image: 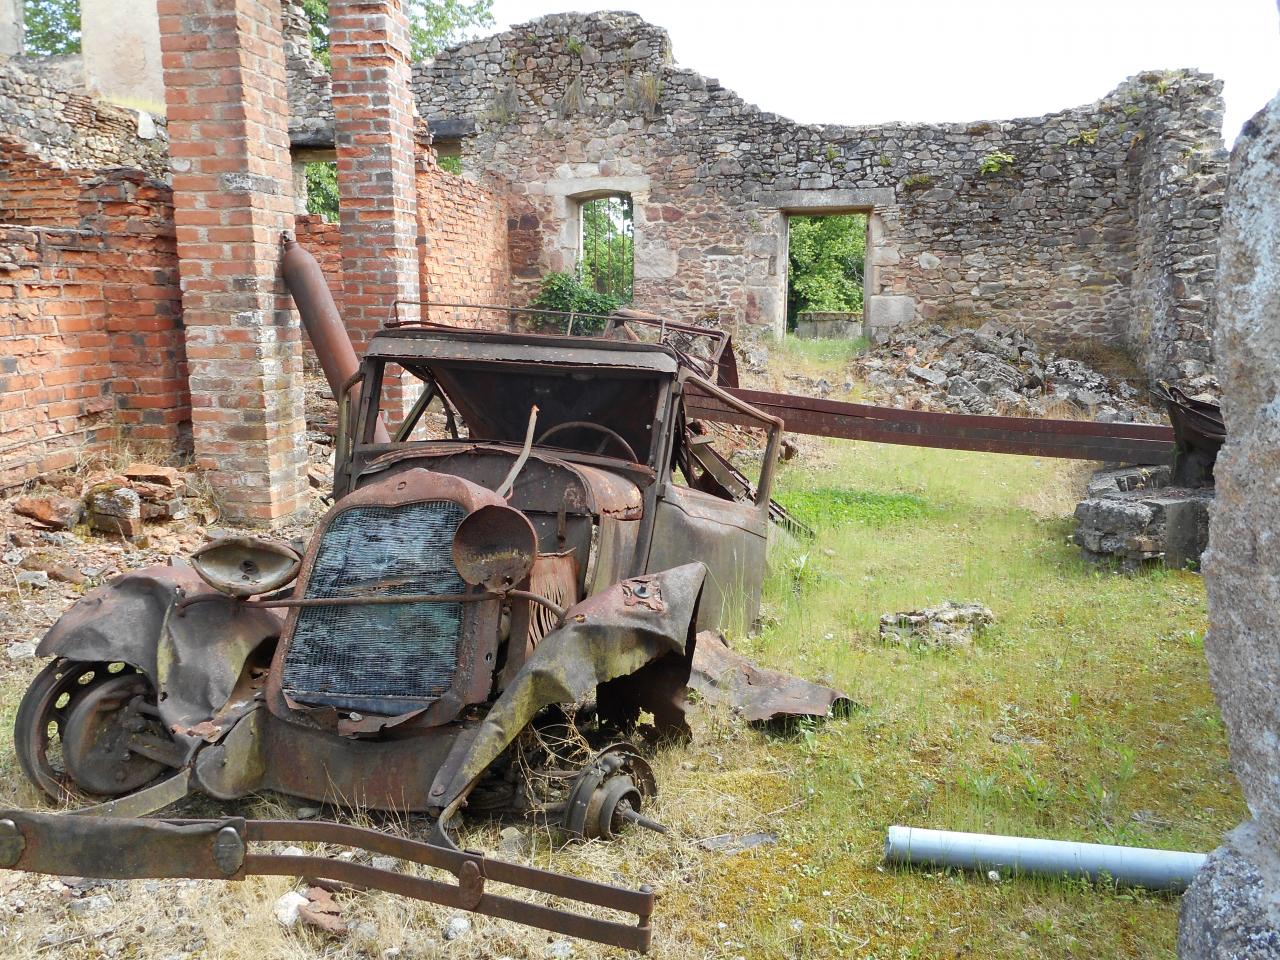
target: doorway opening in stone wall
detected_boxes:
[785,212,868,340]
[578,193,634,303]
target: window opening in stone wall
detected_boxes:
[785,213,867,332]
[435,141,463,174]
[305,160,340,222]
[578,194,634,303]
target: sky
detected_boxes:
[484,0,1279,144]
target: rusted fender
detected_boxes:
[36,565,283,745]
[689,630,851,724]
[433,563,706,807]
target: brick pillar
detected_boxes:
[329,0,421,414]
[158,0,308,524]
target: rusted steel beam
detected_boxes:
[682,387,1176,463]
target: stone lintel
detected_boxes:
[765,187,896,211]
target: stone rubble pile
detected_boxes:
[16,462,196,543]
[879,601,994,651]
[1073,464,1212,571]
[851,322,1192,422]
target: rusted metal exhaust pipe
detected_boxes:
[281,232,389,443]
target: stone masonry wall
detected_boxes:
[1130,75,1227,385]
[0,57,168,176]
[0,169,186,489]
[414,12,1225,383]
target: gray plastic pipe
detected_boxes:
[885,825,1207,892]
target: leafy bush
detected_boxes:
[978,151,1017,176]
[530,272,618,334]
[304,161,340,222]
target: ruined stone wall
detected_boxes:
[1130,75,1227,385]
[416,155,510,316]
[0,58,168,176]
[0,170,186,489]
[414,12,1224,383]
[283,0,335,148]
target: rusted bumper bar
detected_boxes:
[0,812,655,952]
[686,388,1176,463]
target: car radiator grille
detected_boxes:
[282,500,467,713]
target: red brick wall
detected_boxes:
[295,213,344,296]
[292,157,510,338]
[417,154,510,319]
[330,0,422,349]
[0,171,186,489]
[0,140,85,227]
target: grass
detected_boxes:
[768,333,868,381]
[0,441,1239,959]
[704,441,1239,958]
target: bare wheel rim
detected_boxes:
[14,660,135,802]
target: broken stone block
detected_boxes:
[19,554,87,585]
[15,570,50,589]
[123,462,182,487]
[13,495,83,531]
[907,364,948,387]
[879,601,994,650]
[87,485,143,539]
[1073,466,1213,571]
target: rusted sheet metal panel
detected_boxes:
[365,326,679,373]
[689,632,850,723]
[683,388,1177,462]
[432,563,706,807]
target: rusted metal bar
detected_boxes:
[684,388,1176,463]
[0,813,655,952]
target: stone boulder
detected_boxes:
[1179,87,1280,956]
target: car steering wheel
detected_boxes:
[536,421,639,461]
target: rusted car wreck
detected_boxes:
[0,241,824,952]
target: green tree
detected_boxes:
[786,214,867,326]
[579,196,633,303]
[305,161,340,222]
[22,0,81,56]
[302,0,493,67]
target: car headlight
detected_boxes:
[452,504,538,592]
[190,537,302,598]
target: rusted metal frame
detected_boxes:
[393,377,438,443]
[391,300,619,334]
[244,819,651,915]
[687,391,1176,462]
[170,590,556,624]
[392,363,464,441]
[244,853,651,951]
[731,387,1176,441]
[606,313,731,379]
[0,812,653,952]
[364,329,680,372]
[65,769,195,818]
[358,360,387,447]
[335,370,364,494]
[681,375,783,507]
